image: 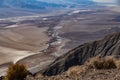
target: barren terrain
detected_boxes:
[0,5,120,76]
[0,20,50,75]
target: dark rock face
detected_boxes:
[41,32,120,76]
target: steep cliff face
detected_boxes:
[41,32,120,76]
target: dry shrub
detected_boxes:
[66,66,86,76]
[84,56,117,70]
[65,56,120,77]
[5,64,29,80]
[94,58,116,69]
[112,55,120,69]
[35,74,44,79]
[114,60,120,69]
[84,56,101,69]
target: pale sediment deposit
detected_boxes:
[0,21,51,76]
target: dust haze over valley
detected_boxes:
[0,0,120,76]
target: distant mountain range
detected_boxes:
[0,0,68,18]
[0,0,118,18]
[0,0,96,18]
[37,0,94,5]
[0,0,66,9]
[0,0,96,10]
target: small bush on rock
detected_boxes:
[5,64,29,80]
[85,56,117,69]
[66,66,86,76]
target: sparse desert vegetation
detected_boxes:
[65,56,120,77]
[84,56,117,69]
[5,64,29,80]
[66,66,86,76]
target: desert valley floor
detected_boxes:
[0,5,120,76]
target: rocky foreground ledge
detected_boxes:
[26,55,120,80]
[26,69,120,80]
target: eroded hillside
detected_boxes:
[41,32,120,76]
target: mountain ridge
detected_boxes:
[0,0,96,10]
[0,0,66,9]
[37,0,95,5]
[40,32,120,76]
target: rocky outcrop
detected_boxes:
[26,68,120,80]
[41,32,120,76]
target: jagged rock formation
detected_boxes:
[41,32,120,76]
